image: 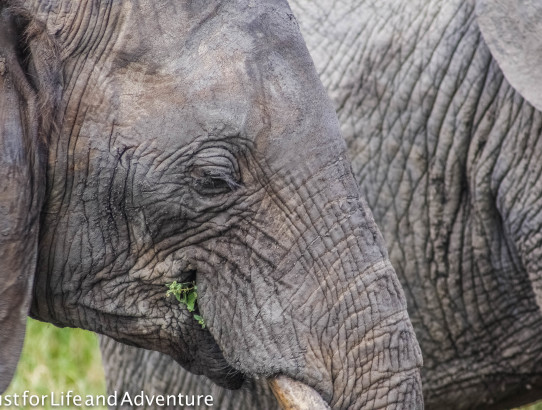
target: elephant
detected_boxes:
[99,0,542,408]
[0,0,424,409]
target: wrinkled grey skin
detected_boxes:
[0,0,423,408]
[101,0,542,408]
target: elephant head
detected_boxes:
[0,1,422,407]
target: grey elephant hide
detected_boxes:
[0,0,422,409]
[101,0,542,408]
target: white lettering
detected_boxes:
[22,391,29,406]
[145,394,155,406]
[95,395,106,406]
[85,395,94,406]
[108,392,118,406]
[167,394,176,406]
[134,391,144,406]
[29,395,40,406]
[0,391,214,407]
[66,390,73,405]
[50,392,60,407]
[121,391,133,406]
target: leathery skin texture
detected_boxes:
[293,0,542,408]
[0,0,422,409]
[102,0,542,409]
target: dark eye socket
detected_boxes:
[193,167,240,195]
[190,147,241,195]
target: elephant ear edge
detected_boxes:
[0,5,59,393]
[476,0,542,112]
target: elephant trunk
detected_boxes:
[293,200,423,408]
[266,229,423,409]
[196,160,423,408]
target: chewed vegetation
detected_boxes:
[166,281,206,328]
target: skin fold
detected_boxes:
[100,0,542,409]
[0,0,422,409]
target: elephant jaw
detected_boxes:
[268,375,331,410]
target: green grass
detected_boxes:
[2,318,106,409]
[518,402,542,410]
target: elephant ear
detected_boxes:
[0,7,49,392]
[476,0,542,112]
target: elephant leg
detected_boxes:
[99,336,280,410]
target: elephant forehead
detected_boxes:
[28,0,306,75]
[112,4,255,74]
[38,0,346,175]
[101,70,254,145]
[61,0,319,149]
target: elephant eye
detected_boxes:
[192,167,240,195]
[190,150,241,195]
[190,146,241,196]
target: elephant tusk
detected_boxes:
[268,375,331,410]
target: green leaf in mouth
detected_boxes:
[166,281,205,328]
[193,314,206,329]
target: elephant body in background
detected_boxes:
[101,0,542,408]
[0,0,423,409]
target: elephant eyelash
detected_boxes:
[192,169,241,194]
[189,148,242,194]
[212,173,241,190]
[202,174,240,190]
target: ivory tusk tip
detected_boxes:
[268,375,331,410]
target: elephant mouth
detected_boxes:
[179,269,330,407]
[268,375,331,410]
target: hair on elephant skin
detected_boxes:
[100,0,542,409]
[0,0,423,409]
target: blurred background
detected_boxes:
[5,318,106,410]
